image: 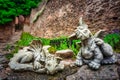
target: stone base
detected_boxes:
[5,64,120,80]
[1,54,120,80]
[67,65,119,80]
[7,66,78,80]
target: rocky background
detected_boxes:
[0,0,120,80]
[30,0,120,38]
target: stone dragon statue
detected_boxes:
[70,17,117,69]
[9,40,64,75]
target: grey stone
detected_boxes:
[7,66,78,80]
[66,65,119,80]
[0,55,8,65]
[55,49,74,59]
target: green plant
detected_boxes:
[11,32,50,54]
[57,40,68,50]
[40,38,50,45]
[5,54,14,60]
[104,33,120,53]
[11,46,19,54]
[70,40,80,56]
[16,32,36,46]
[48,47,57,54]
[0,0,42,25]
[50,36,80,56]
[8,33,81,59]
[5,44,11,51]
[5,45,19,59]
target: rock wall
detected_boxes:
[0,24,15,42]
[30,0,120,38]
[0,15,29,42]
[84,0,120,33]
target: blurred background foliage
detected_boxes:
[5,32,120,59]
[0,0,42,24]
[104,33,120,53]
[15,32,80,56]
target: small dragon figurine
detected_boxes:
[70,17,117,69]
[9,40,64,75]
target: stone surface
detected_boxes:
[66,54,120,80]
[116,54,120,65]
[117,67,120,80]
[66,65,119,80]
[60,59,75,66]
[0,54,9,80]
[18,15,25,24]
[0,69,8,80]
[55,49,74,59]
[0,55,8,64]
[7,66,78,80]
[0,54,120,80]
[30,0,120,38]
[0,25,15,42]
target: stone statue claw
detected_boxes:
[34,61,42,70]
[89,61,100,69]
[75,59,83,66]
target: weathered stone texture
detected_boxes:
[84,0,120,33]
[30,0,120,38]
[66,65,119,80]
[55,49,74,59]
[0,25,15,42]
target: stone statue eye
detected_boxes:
[75,31,78,35]
[76,31,79,34]
[79,33,82,36]
[79,26,84,30]
[83,30,88,33]
[47,56,51,60]
[47,63,51,66]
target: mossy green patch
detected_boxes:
[104,33,120,53]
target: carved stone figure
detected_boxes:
[9,40,64,75]
[70,17,117,69]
